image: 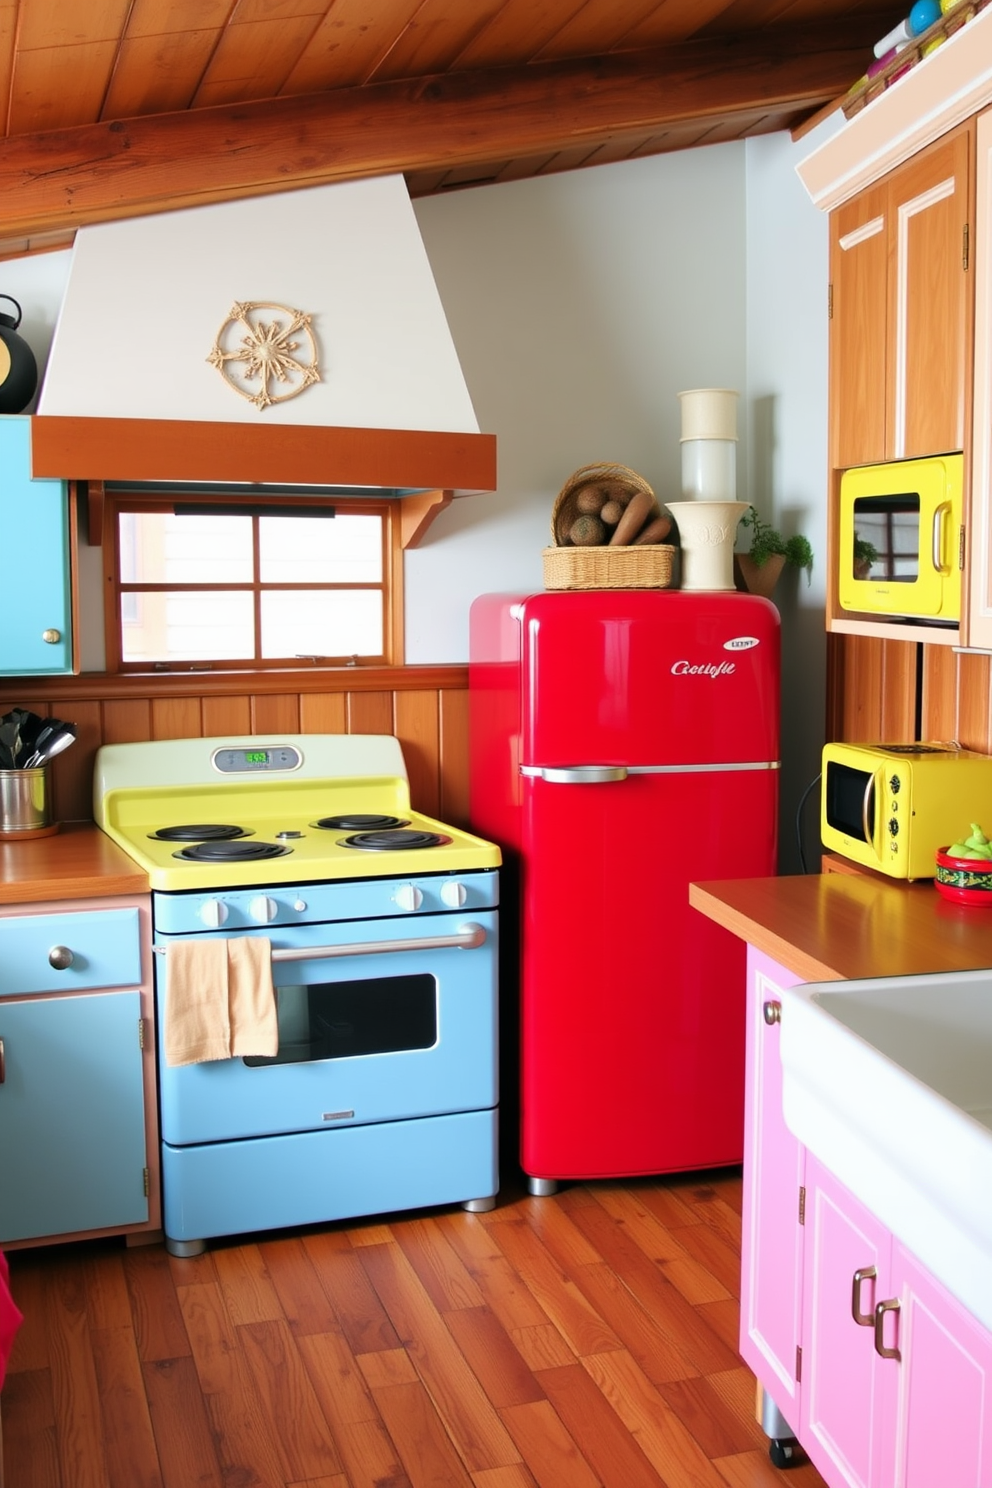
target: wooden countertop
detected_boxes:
[690,872,992,983]
[0,822,148,904]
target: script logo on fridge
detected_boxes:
[671,659,736,678]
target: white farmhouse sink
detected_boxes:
[780,969,992,1330]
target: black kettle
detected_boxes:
[0,296,37,414]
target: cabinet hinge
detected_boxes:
[799,1185,806,1225]
[796,1345,803,1382]
[142,1167,150,1197]
[827,282,833,319]
[959,524,966,571]
[138,1017,145,1049]
[964,222,970,271]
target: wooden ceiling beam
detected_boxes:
[0,27,872,237]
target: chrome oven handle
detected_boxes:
[155,923,488,962]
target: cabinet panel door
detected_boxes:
[0,990,147,1243]
[800,1155,890,1488]
[886,1243,992,1488]
[831,184,889,470]
[888,128,973,461]
[0,416,72,676]
[739,949,804,1425]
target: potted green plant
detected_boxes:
[736,506,813,597]
[853,533,878,579]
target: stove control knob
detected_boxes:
[249,895,278,924]
[394,884,423,912]
[199,899,229,928]
[440,880,468,908]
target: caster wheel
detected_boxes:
[769,1438,799,1469]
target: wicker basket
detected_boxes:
[550,462,656,548]
[542,543,676,591]
[545,461,675,590]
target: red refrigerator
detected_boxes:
[469,589,780,1191]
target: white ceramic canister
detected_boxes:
[667,500,749,591]
[678,388,739,502]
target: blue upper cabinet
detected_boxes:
[0,416,73,675]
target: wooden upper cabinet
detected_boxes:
[830,182,889,470]
[891,128,973,461]
[829,123,974,471]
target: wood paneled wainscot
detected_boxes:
[0,666,472,829]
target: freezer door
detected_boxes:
[519,765,778,1180]
[519,590,780,768]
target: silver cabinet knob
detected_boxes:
[48,945,74,970]
[41,629,62,645]
[762,1000,781,1026]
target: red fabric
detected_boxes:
[0,1250,22,1390]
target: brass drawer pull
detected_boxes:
[874,1298,901,1361]
[851,1265,877,1326]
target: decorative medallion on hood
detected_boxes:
[207,302,320,410]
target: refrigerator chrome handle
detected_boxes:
[520,765,628,783]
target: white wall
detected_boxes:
[409,147,748,661]
[744,116,843,870]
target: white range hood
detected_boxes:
[39,173,479,437]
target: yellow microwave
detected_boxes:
[838,454,963,623]
[821,741,992,879]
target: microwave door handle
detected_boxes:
[932,501,952,576]
[862,771,883,865]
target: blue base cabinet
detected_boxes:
[0,415,73,676]
[0,896,160,1246]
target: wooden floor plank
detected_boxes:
[563,1259,700,1385]
[46,1257,111,1488]
[487,1220,624,1360]
[141,1355,227,1488]
[498,1398,602,1488]
[534,1361,668,1488]
[580,1348,728,1488]
[592,1187,732,1306]
[369,1377,477,1487]
[238,1317,346,1481]
[296,1330,415,1488]
[392,1216,488,1313]
[90,1325,165,1488]
[302,1237,402,1354]
[257,1235,341,1337]
[442,1305,547,1409]
[358,1239,522,1473]
[123,1248,193,1364]
[436,1212,552,1335]
[0,1367,61,1488]
[562,1197,741,1376]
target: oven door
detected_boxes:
[156,909,498,1145]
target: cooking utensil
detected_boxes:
[22,721,76,769]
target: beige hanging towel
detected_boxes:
[164,936,277,1067]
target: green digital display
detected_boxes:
[244,750,269,766]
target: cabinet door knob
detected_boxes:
[851,1265,877,1326]
[48,944,74,970]
[41,628,62,645]
[874,1298,901,1361]
[762,1000,781,1025]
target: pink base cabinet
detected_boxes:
[742,948,992,1486]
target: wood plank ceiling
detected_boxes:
[0,0,908,259]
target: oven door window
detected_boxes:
[243,973,437,1066]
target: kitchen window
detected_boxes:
[103,490,401,670]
